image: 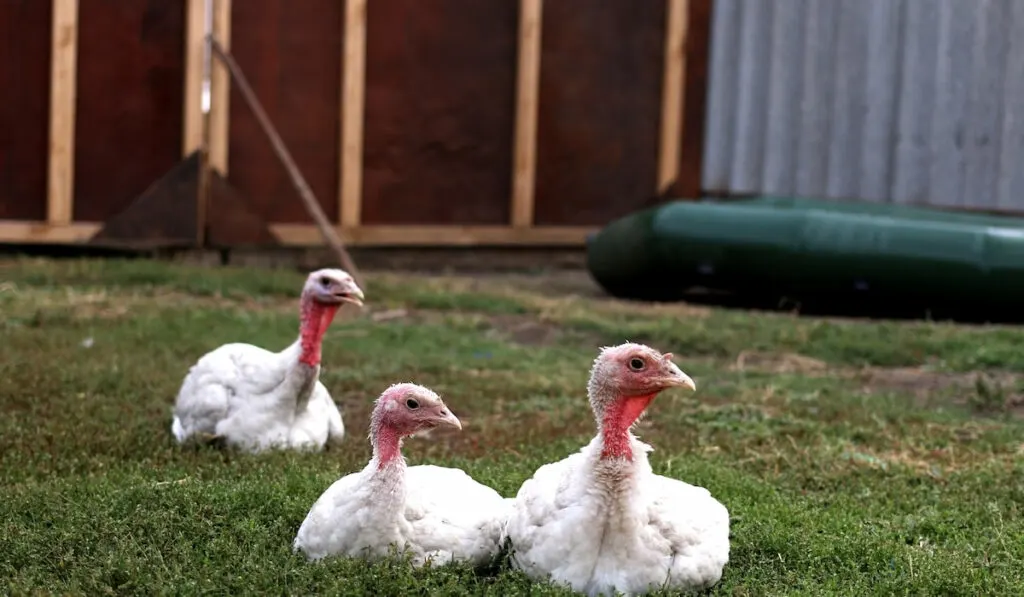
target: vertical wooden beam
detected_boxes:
[182,0,206,157]
[657,0,688,195]
[340,0,368,227]
[47,0,79,225]
[673,0,711,199]
[186,0,209,245]
[510,0,543,228]
[209,0,232,175]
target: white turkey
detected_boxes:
[502,342,730,596]
[294,382,511,567]
[170,268,364,452]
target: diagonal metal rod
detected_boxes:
[208,35,364,288]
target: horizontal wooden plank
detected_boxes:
[0,221,100,243]
[0,222,593,247]
[269,224,594,247]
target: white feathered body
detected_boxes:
[503,435,730,596]
[294,461,511,567]
[171,340,345,452]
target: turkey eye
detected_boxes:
[628,358,645,371]
[319,276,331,286]
[406,399,420,409]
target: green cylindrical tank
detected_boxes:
[586,197,1024,307]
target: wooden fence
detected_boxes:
[0,0,710,248]
[1,0,205,244]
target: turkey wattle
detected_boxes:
[293,383,511,567]
[502,342,730,596]
[170,268,364,452]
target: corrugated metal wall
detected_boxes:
[703,0,1024,211]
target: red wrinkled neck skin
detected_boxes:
[599,393,657,461]
[371,423,406,470]
[297,297,340,367]
[369,403,416,470]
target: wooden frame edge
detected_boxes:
[209,0,232,175]
[269,224,594,247]
[510,0,543,228]
[0,221,99,244]
[47,0,79,226]
[340,0,368,227]
[0,222,593,248]
[657,0,688,195]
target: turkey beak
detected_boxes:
[434,404,462,431]
[338,285,365,307]
[661,360,696,392]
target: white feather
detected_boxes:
[503,435,730,596]
[294,460,512,567]
[170,340,345,452]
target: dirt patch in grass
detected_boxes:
[857,367,966,397]
[724,349,1024,419]
[485,314,561,346]
[731,351,830,374]
[726,350,994,400]
[857,367,1024,417]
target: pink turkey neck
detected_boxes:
[370,419,406,470]
[599,391,658,461]
[297,294,340,367]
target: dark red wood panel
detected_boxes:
[74,0,186,222]
[534,0,666,226]
[228,0,341,223]
[361,0,517,225]
[0,0,51,220]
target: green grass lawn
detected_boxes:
[1,257,1022,596]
